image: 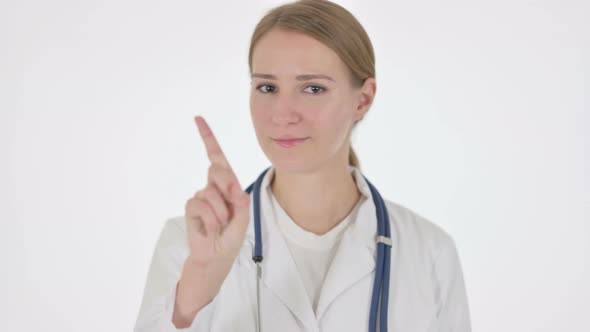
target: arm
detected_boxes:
[133,218,218,332]
[432,237,472,332]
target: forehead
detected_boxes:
[251,28,348,80]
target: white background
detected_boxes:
[1,0,588,331]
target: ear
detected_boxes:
[354,77,377,123]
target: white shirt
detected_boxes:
[270,172,363,314]
[134,165,472,332]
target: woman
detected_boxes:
[134,1,471,331]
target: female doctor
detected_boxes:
[134,1,471,331]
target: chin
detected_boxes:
[263,149,318,174]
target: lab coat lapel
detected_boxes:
[263,221,318,330]
[243,166,380,328]
[315,167,379,321]
[245,167,318,331]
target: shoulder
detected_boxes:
[152,215,190,260]
[382,199,457,265]
[383,200,471,325]
[159,215,187,243]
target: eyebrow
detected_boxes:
[251,73,335,82]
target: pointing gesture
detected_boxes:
[195,115,235,172]
[174,115,251,327]
[188,115,251,257]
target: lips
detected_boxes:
[272,137,308,148]
[273,135,307,140]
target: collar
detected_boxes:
[237,165,383,327]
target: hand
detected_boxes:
[180,115,251,307]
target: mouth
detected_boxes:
[272,137,309,148]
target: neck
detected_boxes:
[270,163,362,235]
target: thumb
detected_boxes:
[224,183,251,239]
[230,182,250,209]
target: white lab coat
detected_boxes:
[134,166,472,332]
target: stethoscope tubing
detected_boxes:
[245,167,392,332]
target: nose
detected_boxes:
[271,93,301,125]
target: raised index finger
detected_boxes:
[194,115,232,169]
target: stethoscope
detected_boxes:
[244,166,393,332]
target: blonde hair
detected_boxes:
[248,0,376,170]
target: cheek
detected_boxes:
[249,96,266,126]
[250,111,266,140]
[315,102,354,132]
[250,98,278,146]
[250,94,275,118]
[322,106,356,149]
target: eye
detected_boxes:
[255,84,276,94]
[254,84,326,95]
[304,85,326,95]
